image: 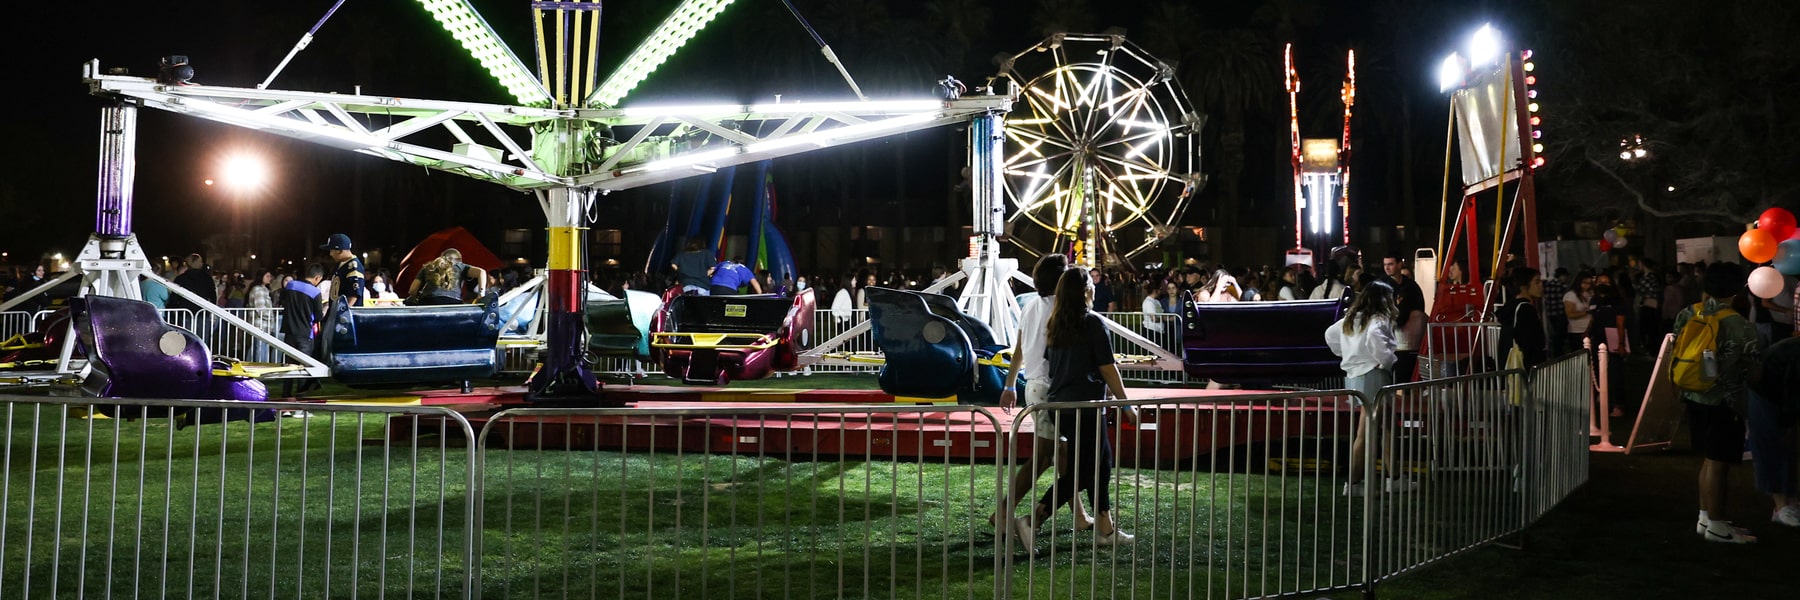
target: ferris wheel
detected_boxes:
[994,33,1204,267]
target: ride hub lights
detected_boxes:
[416,0,552,106]
[591,0,736,107]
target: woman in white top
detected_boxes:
[1325,281,1410,496]
[830,275,855,327]
[1562,274,1595,336]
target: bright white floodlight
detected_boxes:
[222,154,270,192]
[1468,25,1502,68]
[1438,53,1465,92]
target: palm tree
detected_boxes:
[1029,0,1098,38]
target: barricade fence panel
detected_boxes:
[1362,358,1588,586]
[1095,312,1191,385]
[1000,392,1368,600]
[807,308,882,373]
[0,395,478,600]
[1,311,35,339]
[1524,352,1592,521]
[181,308,288,365]
[475,405,1008,600]
[1420,322,1501,381]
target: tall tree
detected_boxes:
[1536,0,1800,233]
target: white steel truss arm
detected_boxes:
[86,61,1011,194]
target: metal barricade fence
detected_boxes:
[1420,322,1500,380]
[475,405,1007,599]
[1,311,35,339]
[806,308,882,374]
[186,308,287,364]
[1003,391,1367,600]
[1523,352,1592,522]
[0,394,479,599]
[1362,354,1589,588]
[1095,311,1190,385]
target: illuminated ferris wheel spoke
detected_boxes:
[998,34,1200,264]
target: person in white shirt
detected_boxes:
[1563,273,1595,337]
[994,254,1091,531]
[1141,282,1174,346]
[830,275,855,327]
[1325,281,1409,496]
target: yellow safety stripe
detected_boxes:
[649,331,778,351]
[547,226,584,270]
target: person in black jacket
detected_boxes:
[1497,267,1548,369]
[277,263,327,397]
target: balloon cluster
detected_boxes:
[1599,226,1630,252]
[1741,207,1800,299]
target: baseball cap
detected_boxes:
[320,233,353,250]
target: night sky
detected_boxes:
[5,0,1522,272]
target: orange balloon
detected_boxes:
[1741,229,1778,263]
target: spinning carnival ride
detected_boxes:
[994,33,1204,268]
[29,0,1008,402]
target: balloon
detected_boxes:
[1741,228,1778,263]
[1759,207,1797,242]
[1775,239,1800,276]
[1602,229,1619,243]
[1613,236,1629,248]
[1749,266,1785,299]
[1598,238,1612,253]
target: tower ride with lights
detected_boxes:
[1431,24,1544,319]
[1284,44,1357,263]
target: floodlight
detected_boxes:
[1468,25,1502,68]
[1437,54,1465,92]
[415,0,552,105]
[222,154,270,192]
[590,0,737,107]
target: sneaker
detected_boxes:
[1343,482,1366,497]
[1701,520,1758,544]
[1385,478,1419,494]
[1773,505,1800,528]
[1094,529,1136,546]
[1696,520,1755,536]
[1011,516,1037,550]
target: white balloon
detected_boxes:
[1613,236,1629,248]
[1749,266,1785,299]
[1602,229,1619,243]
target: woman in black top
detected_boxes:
[1498,268,1548,369]
[1012,267,1139,548]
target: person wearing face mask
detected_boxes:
[368,269,403,305]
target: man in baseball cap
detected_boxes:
[320,234,366,307]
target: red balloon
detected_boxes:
[1599,238,1613,252]
[1741,228,1778,263]
[1760,207,1798,242]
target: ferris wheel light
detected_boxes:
[591,0,737,107]
[1532,143,1544,153]
[1468,25,1503,68]
[416,0,552,106]
[1117,119,1168,131]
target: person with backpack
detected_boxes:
[1497,268,1548,370]
[1670,261,1762,543]
[1750,335,1800,528]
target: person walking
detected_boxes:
[994,254,1092,534]
[1012,267,1138,549]
[1326,281,1411,496]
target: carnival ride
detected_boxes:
[644,161,799,291]
[993,33,1204,268]
[1431,24,1544,321]
[1285,44,1357,261]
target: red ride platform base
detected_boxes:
[374,384,1357,466]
